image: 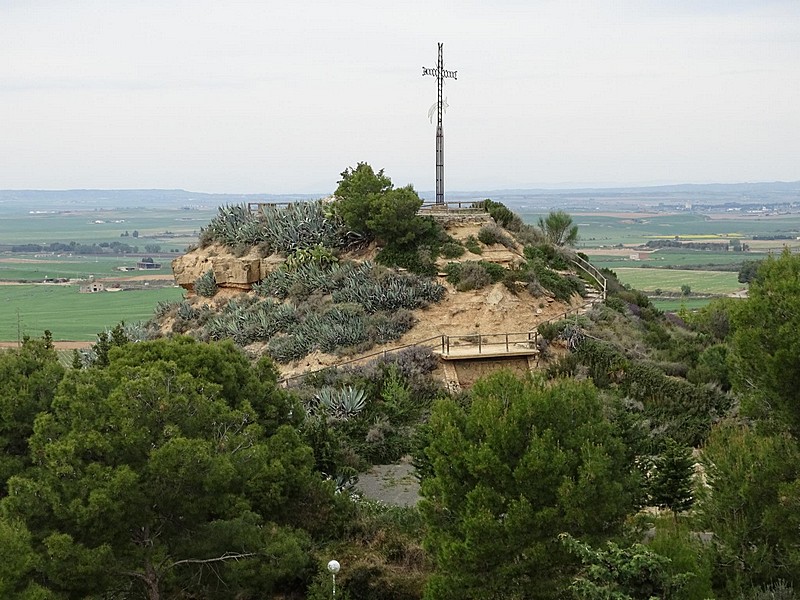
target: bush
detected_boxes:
[481,261,506,282]
[454,262,491,291]
[367,310,416,344]
[537,320,565,342]
[478,223,515,248]
[439,241,465,259]
[204,201,345,253]
[376,245,438,276]
[524,243,570,270]
[464,235,482,255]
[526,260,583,301]
[194,270,218,297]
[445,261,505,291]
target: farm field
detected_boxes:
[588,249,760,271]
[0,284,184,341]
[520,211,800,248]
[0,208,216,248]
[650,297,720,312]
[611,268,743,295]
[0,254,174,281]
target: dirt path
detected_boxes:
[356,457,420,507]
[0,341,93,350]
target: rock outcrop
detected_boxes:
[171,244,284,292]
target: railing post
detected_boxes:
[478,335,482,354]
[505,333,509,352]
[446,336,450,355]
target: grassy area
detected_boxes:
[0,208,214,247]
[589,249,764,271]
[0,255,174,281]
[517,212,800,248]
[650,297,718,312]
[612,268,742,295]
[0,285,184,341]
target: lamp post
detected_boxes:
[327,559,340,599]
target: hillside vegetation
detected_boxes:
[158,163,590,371]
[2,164,798,600]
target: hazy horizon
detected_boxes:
[2,1,799,194]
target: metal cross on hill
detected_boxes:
[422,42,457,205]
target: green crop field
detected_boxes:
[611,268,742,295]
[0,208,215,248]
[650,297,718,312]
[589,249,765,271]
[0,255,174,281]
[519,212,800,248]
[0,285,184,341]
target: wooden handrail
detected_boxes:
[277,256,608,385]
[278,334,442,386]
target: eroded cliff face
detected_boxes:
[171,244,284,292]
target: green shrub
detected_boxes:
[524,243,570,270]
[317,305,369,353]
[367,310,416,343]
[204,201,345,253]
[481,261,506,282]
[333,270,445,312]
[376,245,438,275]
[477,223,515,248]
[525,260,582,301]
[439,241,465,259]
[537,320,565,342]
[464,235,482,255]
[154,300,180,318]
[445,261,506,291]
[455,262,491,291]
[605,296,628,313]
[267,334,313,363]
[194,270,218,297]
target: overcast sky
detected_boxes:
[2,1,799,194]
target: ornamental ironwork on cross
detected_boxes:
[422,43,458,205]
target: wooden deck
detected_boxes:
[433,332,540,361]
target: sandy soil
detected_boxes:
[277,281,583,379]
[0,341,93,350]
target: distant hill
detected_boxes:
[0,189,322,211]
[2,180,798,213]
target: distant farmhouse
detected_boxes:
[80,282,105,293]
[137,258,162,270]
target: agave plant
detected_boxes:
[194,270,218,297]
[176,301,198,321]
[318,305,368,353]
[154,300,180,318]
[312,386,368,421]
[122,321,152,343]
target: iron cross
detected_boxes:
[422,43,457,205]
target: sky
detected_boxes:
[1,1,799,194]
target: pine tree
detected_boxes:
[650,438,694,520]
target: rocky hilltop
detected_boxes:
[166,206,597,383]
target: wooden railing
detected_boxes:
[571,254,607,300]
[438,331,537,355]
[277,256,607,385]
[418,201,488,213]
[278,335,443,387]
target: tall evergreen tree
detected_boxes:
[650,438,695,521]
[419,372,638,599]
